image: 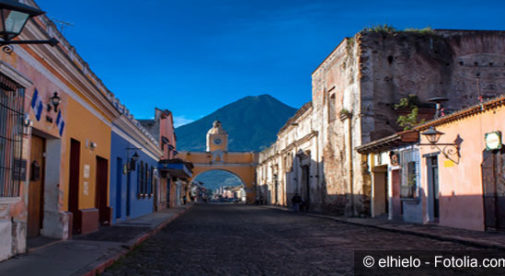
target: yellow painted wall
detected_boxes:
[61,97,111,211]
[180,151,258,203]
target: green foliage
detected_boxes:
[394,94,425,130]
[340,108,351,117]
[363,24,397,33]
[404,27,434,35]
[362,25,436,36]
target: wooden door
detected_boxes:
[95,156,109,225]
[391,169,402,219]
[303,166,310,206]
[69,139,80,233]
[115,158,122,219]
[28,135,45,238]
[482,149,505,230]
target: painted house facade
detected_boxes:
[139,108,182,210]
[358,95,505,232]
[258,29,505,217]
[256,102,320,208]
[0,2,118,258]
[109,115,162,224]
[0,0,168,261]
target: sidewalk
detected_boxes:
[0,205,192,276]
[266,205,505,251]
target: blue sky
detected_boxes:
[36,0,504,127]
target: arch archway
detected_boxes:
[194,169,246,202]
[178,151,258,203]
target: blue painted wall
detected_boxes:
[110,129,158,223]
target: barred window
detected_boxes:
[143,162,148,195]
[0,74,24,197]
[137,161,155,197]
[400,150,419,198]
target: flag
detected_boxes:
[30,89,44,121]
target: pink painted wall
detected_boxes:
[158,110,176,159]
[419,105,505,231]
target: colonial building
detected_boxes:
[358,95,505,232]
[0,0,165,261]
[110,111,162,224]
[256,102,319,208]
[259,29,505,216]
[140,108,192,209]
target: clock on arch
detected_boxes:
[214,138,222,145]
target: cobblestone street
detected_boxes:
[104,204,484,275]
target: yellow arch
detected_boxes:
[193,169,246,187]
[178,151,258,203]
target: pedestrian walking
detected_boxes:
[291,193,302,212]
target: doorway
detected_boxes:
[68,139,81,233]
[372,165,388,217]
[126,172,131,217]
[301,166,310,209]
[28,135,45,238]
[427,155,439,222]
[115,158,122,219]
[274,174,278,205]
[95,156,109,225]
[482,149,505,230]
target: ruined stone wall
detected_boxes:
[312,38,363,215]
[311,30,505,216]
[359,30,505,143]
[358,30,505,214]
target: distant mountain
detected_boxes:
[175,94,297,152]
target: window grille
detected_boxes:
[400,150,419,198]
[0,74,24,197]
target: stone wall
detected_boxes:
[312,29,505,216]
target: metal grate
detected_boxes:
[0,74,24,197]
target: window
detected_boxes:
[137,161,155,197]
[328,93,337,122]
[400,150,418,198]
[143,162,148,196]
[0,74,24,197]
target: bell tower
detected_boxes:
[206,120,228,152]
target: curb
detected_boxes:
[82,206,192,276]
[263,205,505,251]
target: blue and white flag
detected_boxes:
[55,110,65,136]
[30,89,44,121]
[58,121,65,136]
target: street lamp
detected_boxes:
[0,0,58,46]
[420,126,461,163]
[125,147,141,173]
[421,126,444,145]
[50,91,61,111]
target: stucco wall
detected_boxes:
[310,30,505,216]
[110,130,157,223]
[418,105,505,231]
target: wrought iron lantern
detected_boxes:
[421,126,444,145]
[420,126,461,163]
[50,91,61,112]
[0,0,58,46]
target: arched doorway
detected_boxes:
[193,169,247,203]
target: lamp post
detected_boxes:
[0,0,58,46]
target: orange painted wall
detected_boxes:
[418,106,505,231]
[62,97,111,210]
